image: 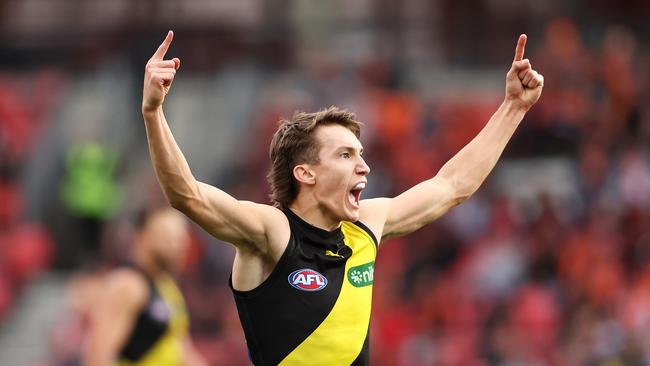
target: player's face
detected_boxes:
[144,209,190,272]
[311,124,370,223]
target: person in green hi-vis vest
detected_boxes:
[60,142,122,264]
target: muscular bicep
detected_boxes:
[361,176,463,242]
[83,272,147,366]
[181,182,288,252]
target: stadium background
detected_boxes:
[0,0,649,364]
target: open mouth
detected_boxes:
[348,182,366,208]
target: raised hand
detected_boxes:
[142,31,181,112]
[505,34,544,111]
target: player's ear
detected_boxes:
[293,164,316,185]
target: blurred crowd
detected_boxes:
[1,1,650,365]
[0,70,59,321]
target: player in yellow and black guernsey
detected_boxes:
[83,207,206,366]
[142,30,543,364]
[231,208,378,365]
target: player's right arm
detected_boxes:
[82,270,148,366]
[142,31,286,252]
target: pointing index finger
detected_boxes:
[514,34,527,62]
[151,31,174,62]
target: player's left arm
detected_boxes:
[361,34,543,241]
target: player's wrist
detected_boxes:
[502,97,531,113]
[500,99,530,122]
[142,102,162,116]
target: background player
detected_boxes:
[82,207,206,366]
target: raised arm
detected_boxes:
[361,34,544,241]
[141,31,286,251]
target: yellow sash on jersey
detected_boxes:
[279,222,377,365]
[118,275,188,366]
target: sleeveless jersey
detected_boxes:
[230,208,378,365]
[117,267,189,366]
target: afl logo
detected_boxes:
[288,269,328,292]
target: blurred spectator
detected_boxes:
[57,142,122,266]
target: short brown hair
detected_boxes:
[267,106,362,208]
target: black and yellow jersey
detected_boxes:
[230,208,378,366]
[117,267,189,366]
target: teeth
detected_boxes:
[353,182,366,190]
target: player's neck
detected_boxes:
[288,201,342,232]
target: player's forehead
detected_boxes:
[314,124,362,151]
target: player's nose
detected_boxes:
[357,158,370,176]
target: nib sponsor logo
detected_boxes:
[347,262,374,287]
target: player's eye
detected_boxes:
[341,152,351,159]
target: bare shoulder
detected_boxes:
[238,201,289,231]
[102,268,149,310]
[359,197,392,244]
[238,201,291,259]
[239,201,285,219]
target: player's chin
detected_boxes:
[342,204,361,222]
